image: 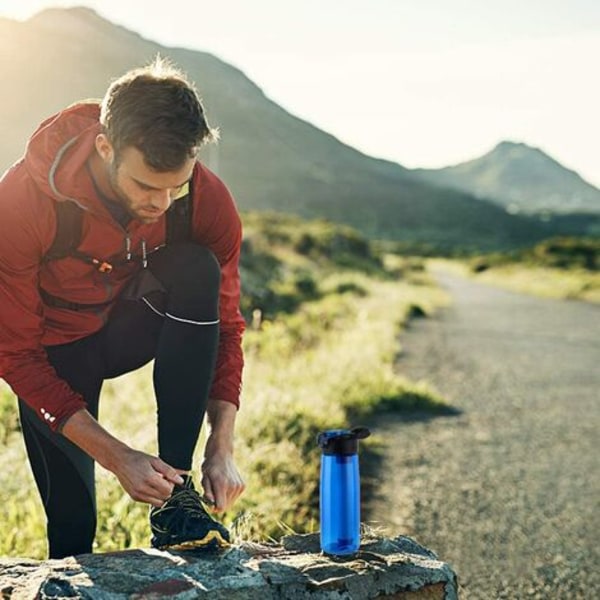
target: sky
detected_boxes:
[1,0,599,186]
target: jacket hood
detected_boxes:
[24,102,102,204]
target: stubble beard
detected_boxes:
[106,161,158,224]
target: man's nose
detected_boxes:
[150,189,173,211]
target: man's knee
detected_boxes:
[149,243,221,290]
[148,243,221,318]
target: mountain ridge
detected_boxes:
[0,7,596,250]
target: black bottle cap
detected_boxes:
[317,427,371,455]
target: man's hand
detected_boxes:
[112,448,184,507]
[61,408,183,507]
[201,443,245,512]
[201,398,245,511]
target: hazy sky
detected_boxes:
[1,0,599,186]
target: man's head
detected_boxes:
[95,58,216,223]
[99,56,216,171]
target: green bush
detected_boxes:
[0,388,19,445]
[470,237,599,273]
[239,212,387,319]
[529,237,598,271]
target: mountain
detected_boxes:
[0,8,589,251]
[413,141,600,215]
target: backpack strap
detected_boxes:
[165,180,193,244]
[44,201,84,262]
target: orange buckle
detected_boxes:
[92,259,113,273]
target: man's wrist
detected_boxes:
[61,408,130,471]
[205,398,237,454]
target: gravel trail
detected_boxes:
[365,270,600,599]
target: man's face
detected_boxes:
[105,145,195,224]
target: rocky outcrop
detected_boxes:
[0,533,457,599]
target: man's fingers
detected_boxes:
[220,484,239,511]
[203,476,245,512]
[211,479,231,512]
[126,479,170,506]
[226,479,246,510]
[142,459,181,501]
[150,457,184,485]
[147,495,168,508]
[115,451,186,507]
[201,475,216,507]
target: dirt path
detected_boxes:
[365,270,600,599]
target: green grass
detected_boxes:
[0,216,451,558]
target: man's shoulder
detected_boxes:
[0,160,48,208]
[191,162,239,221]
[189,163,241,244]
[26,102,100,153]
[193,162,232,197]
[0,163,55,255]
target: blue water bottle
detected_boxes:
[317,427,371,555]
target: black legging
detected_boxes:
[18,242,221,558]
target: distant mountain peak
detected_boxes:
[494,140,527,150]
[415,141,600,215]
[491,140,551,159]
[484,140,558,167]
[28,5,145,45]
[30,5,103,24]
[493,140,531,150]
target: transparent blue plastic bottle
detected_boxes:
[317,427,371,556]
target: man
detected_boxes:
[0,57,246,558]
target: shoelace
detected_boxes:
[168,487,213,519]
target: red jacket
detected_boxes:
[0,103,245,431]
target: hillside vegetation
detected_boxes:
[0,213,451,558]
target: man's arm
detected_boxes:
[0,170,91,430]
[192,166,245,410]
[201,398,245,512]
[191,167,246,511]
[62,408,184,506]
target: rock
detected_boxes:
[0,532,457,599]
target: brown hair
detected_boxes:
[100,56,217,171]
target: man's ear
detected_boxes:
[95,134,114,163]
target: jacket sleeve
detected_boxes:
[0,164,87,430]
[192,167,246,408]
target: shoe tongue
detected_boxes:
[179,474,195,490]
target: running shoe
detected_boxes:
[150,475,231,550]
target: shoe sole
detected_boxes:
[156,530,231,551]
